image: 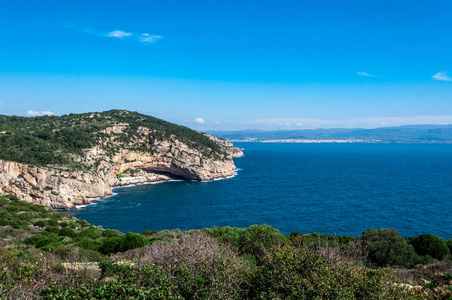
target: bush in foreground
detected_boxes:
[409,234,451,261]
[361,228,420,268]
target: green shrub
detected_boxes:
[77,237,102,251]
[4,194,18,201]
[239,224,291,258]
[99,237,122,255]
[78,228,102,240]
[142,230,157,236]
[203,226,245,248]
[17,212,35,221]
[59,222,69,227]
[41,264,180,299]
[409,234,450,260]
[24,233,60,248]
[204,225,291,259]
[446,239,452,254]
[33,220,48,227]
[102,229,121,238]
[46,219,58,226]
[120,232,148,252]
[361,228,420,268]
[248,245,422,299]
[59,227,76,238]
[45,226,59,233]
[0,197,9,206]
[290,232,355,248]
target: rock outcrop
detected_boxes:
[0,128,243,209]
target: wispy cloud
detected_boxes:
[27,110,55,116]
[65,23,161,45]
[107,30,132,38]
[432,71,452,82]
[357,72,375,77]
[140,33,162,44]
[195,117,206,124]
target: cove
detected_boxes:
[66,143,452,239]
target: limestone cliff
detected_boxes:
[0,110,243,209]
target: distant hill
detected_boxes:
[208,125,452,143]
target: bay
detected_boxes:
[66,143,452,239]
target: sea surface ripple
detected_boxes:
[67,143,452,239]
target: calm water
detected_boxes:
[67,143,452,239]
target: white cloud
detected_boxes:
[69,24,161,45]
[107,30,132,38]
[195,117,206,124]
[357,72,375,77]
[27,110,55,116]
[140,33,162,44]
[432,71,452,82]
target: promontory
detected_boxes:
[0,110,243,208]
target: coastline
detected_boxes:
[74,169,241,209]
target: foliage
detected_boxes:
[203,224,291,260]
[123,231,249,299]
[98,232,148,255]
[58,227,76,238]
[361,228,420,268]
[0,110,228,168]
[447,239,452,253]
[409,234,451,260]
[0,197,451,299]
[248,245,423,299]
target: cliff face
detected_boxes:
[0,126,243,209]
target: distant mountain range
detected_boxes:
[208,125,452,143]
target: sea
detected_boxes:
[66,143,452,239]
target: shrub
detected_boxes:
[46,219,58,226]
[34,220,48,227]
[59,222,69,227]
[102,229,121,238]
[445,239,452,254]
[204,225,291,259]
[248,245,422,299]
[59,227,76,238]
[78,237,102,251]
[41,264,180,299]
[99,237,123,255]
[142,230,157,236]
[239,224,291,258]
[78,228,102,240]
[127,231,248,299]
[120,232,148,252]
[290,232,355,249]
[409,234,450,260]
[203,226,244,248]
[361,228,420,268]
[45,226,59,233]
[24,233,60,248]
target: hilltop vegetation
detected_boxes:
[0,110,226,169]
[1,196,452,299]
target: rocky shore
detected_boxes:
[0,132,243,209]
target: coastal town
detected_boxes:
[230,138,374,143]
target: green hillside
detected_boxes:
[0,110,226,169]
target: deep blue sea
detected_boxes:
[66,143,452,239]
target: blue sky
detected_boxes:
[1,0,451,130]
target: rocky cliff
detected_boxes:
[0,110,243,209]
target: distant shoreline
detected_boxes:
[231,139,452,144]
